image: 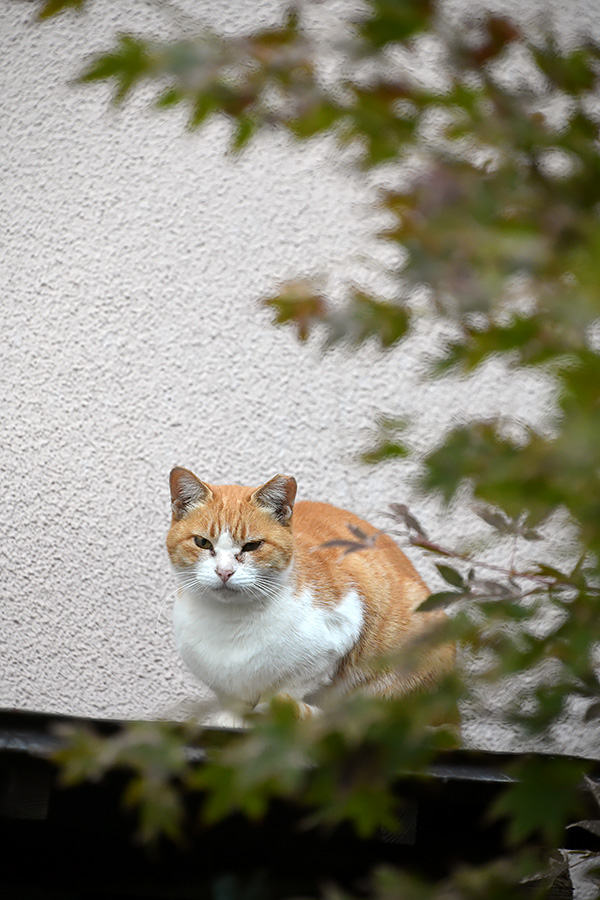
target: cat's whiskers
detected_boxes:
[237,583,269,602]
[168,563,286,612]
[257,576,283,592]
[156,571,212,632]
[236,575,283,604]
[155,584,181,632]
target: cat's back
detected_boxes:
[292,500,429,612]
[292,500,453,696]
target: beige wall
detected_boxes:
[2,0,599,755]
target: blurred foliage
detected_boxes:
[37,0,84,19]
[30,0,600,896]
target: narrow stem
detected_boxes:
[408,536,563,587]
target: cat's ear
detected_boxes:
[170,467,213,519]
[251,475,297,525]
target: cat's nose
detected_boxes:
[216,566,234,583]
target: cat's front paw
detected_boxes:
[255,696,321,719]
[203,709,247,729]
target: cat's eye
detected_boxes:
[242,540,263,553]
[194,536,213,550]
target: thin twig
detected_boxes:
[408,535,583,589]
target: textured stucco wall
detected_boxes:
[2,0,599,755]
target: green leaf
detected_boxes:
[78,35,153,104]
[532,41,597,94]
[423,423,565,525]
[361,419,409,465]
[492,757,589,845]
[343,85,418,166]
[360,0,434,48]
[231,115,258,152]
[531,563,579,586]
[361,439,408,465]
[155,87,184,109]
[123,776,183,844]
[37,0,85,19]
[417,591,464,611]
[288,101,343,139]
[436,564,465,589]
[326,291,409,348]
[188,92,216,130]
[437,316,568,374]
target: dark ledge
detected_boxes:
[0,708,598,899]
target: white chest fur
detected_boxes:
[173,578,364,705]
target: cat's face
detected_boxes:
[167,469,297,602]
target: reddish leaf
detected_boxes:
[264,282,327,341]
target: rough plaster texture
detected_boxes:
[2,0,600,757]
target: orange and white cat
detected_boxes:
[167,468,455,726]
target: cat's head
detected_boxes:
[166,468,297,602]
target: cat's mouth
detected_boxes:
[212,579,244,597]
[211,583,255,605]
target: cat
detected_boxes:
[167,467,456,727]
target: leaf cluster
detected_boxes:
[54,721,190,843]
[377,502,600,739]
[55,682,462,841]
